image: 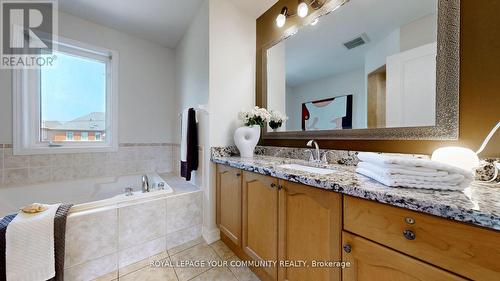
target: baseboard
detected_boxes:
[202,226,220,244]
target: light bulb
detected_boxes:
[276,13,286,28]
[431,147,480,171]
[297,2,309,18]
[311,18,319,26]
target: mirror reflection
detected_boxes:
[266,0,438,132]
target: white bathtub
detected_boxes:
[0,173,173,218]
[0,173,203,281]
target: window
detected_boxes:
[81,132,88,141]
[13,37,118,155]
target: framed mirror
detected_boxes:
[261,0,459,140]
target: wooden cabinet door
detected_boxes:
[278,181,342,281]
[216,165,242,246]
[342,231,466,281]
[242,171,279,281]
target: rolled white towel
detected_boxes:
[357,152,474,179]
[356,167,471,191]
[357,162,465,183]
[357,162,450,178]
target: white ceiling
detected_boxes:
[283,0,438,87]
[58,0,204,48]
[58,0,278,49]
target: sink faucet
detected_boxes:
[307,140,321,163]
[142,174,150,193]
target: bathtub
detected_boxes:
[0,173,173,218]
[0,173,203,281]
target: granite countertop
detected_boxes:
[211,155,500,231]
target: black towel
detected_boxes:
[181,108,199,181]
[0,204,73,281]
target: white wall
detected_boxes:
[175,1,210,117]
[0,12,177,144]
[400,14,437,52]
[266,42,287,131]
[286,68,366,130]
[208,0,256,147]
[174,1,210,188]
[202,0,256,243]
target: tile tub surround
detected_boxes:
[63,175,203,281]
[0,143,179,187]
[211,153,500,231]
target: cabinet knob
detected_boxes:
[236,173,241,177]
[343,244,352,253]
[403,229,416,240]
[405,217,415,224]
[270,183,277,189]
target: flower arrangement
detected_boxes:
[269,110,288,130]
[238,106,271,127]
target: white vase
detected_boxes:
[234,125,261,158]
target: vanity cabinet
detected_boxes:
[216,164,500,281]
[216,165,242,247]
[242,171,279,281]
[278,181,342,281]
[344,196,500,280]
[342,231,466,281]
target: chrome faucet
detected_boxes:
[141,174,150,193]
[307,140,321,163]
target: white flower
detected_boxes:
[269,110,288,123]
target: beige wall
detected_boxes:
[256,0,500,157]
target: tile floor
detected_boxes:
[115,239,260,281]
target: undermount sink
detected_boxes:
[278,164,336,175]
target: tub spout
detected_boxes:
[142,175,150,193]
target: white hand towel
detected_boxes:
[356,168,471,191]
[180,108,190,162]
[6,204,61,281]
[357,162,464,182]
[357,152,474,179]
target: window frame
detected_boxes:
[13,36,119,155]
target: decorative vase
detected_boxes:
[234,125,261,158]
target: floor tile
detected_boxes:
[118,251,169,277]
[170,243,220,281]
[168,237,204,256]
[190,267,237,281]
[226,255,260,281]
[210,240,235,261]
[119,265,177,281]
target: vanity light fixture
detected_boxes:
[298,0,309,18]
[276,7,288,28]
[432,121,500,176]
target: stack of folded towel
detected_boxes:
[356,152,474,191]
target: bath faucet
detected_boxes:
[142,174,150,193]
[307,140,321,163]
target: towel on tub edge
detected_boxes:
[0,204,73,281]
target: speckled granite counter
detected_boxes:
[211,154,500,231]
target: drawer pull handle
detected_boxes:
[343,244,352,253]
[403,230,416,240]
[236,173,241,177]
[405,217,415,224]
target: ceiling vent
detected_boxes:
[343,33,370,50]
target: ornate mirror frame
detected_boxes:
[260,0,460,140]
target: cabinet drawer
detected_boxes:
[344,196,500,280]
[342,231,465,281]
